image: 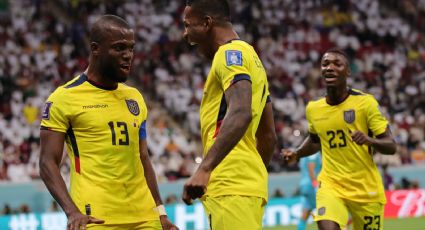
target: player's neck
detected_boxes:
[326,87,349,105]
[86,66,118,90]
[213,26,239,50]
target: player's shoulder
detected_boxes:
[60,73,88,90]
[218,39,251,51]
[119,83,142,94]
[306,96,326,109]
[215,39,253,62]
[119,83,145,100]
[348,88,377,103]
[49,74,86,99]
[348,88,369,96]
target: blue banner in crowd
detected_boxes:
[0,197,306,230]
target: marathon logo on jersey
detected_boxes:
[42,102,53,120]
[225,50,243,66]
[125,99,140,116]
[344,109,355,124]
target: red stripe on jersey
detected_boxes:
[213,120,223,138]
[75,156,80,174]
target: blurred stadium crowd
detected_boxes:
[0,0,424,192]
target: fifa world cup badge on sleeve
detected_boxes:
[42,102,53,120]
[225,50,243,66]
[125,99,140,116]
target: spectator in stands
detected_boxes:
[272,188,285,198]
[382,164,395,190]
[401,177,412,189]
[1,204,12,216]
[19,204,30,214]
[165,195,178,205]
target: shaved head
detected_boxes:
[90,15,131,43]
[186,0,231,23]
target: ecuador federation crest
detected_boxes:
[343,110,355,124]
[125,99,140,116]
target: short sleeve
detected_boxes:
[214,49,252,91]
[40,90,70,133]
[139,120,147,140]
[265,80,271,103]
[306,102,317,134]
[366,96,388,136]
[136,90,148,140]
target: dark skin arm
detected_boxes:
[182,80,252,205]
[256,101,277,166]
[282,134,321,163]
[350,127,396,155]
[139,139,178,230]
[39,130,104,230]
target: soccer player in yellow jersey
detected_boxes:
[39,15,178,230]
[181,1,277,229]
[283,48,397,230]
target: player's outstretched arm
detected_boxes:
[40,130,104,230]
[182,80,252,205]
[350,127,396,155]
[139,139,179,230]
[256,101,277,166]
[282,134,321,162]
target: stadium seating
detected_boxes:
[0,0,424,186]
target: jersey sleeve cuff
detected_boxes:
[139,120,147,140]
[230,74,251,85]
[40,126,67,133]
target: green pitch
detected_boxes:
[263,217,425,230]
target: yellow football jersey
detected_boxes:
[306,88,388,203]
[41,74,158,224]
[200,40,270,200]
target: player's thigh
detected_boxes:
[347,201,384,230]
[87,220,161,230]
[202,195,265,230]
[314,187,349,229]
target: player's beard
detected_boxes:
[100,60,128,83]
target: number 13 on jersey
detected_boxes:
[108,121,129,145]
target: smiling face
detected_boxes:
[320,52,350,88]
[92,25,135,83]
[182,6,215,59]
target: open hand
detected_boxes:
[159,215,179,230]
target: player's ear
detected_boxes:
[347,65,351,76]
[204,15,213,29]
[90,42,99,55]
